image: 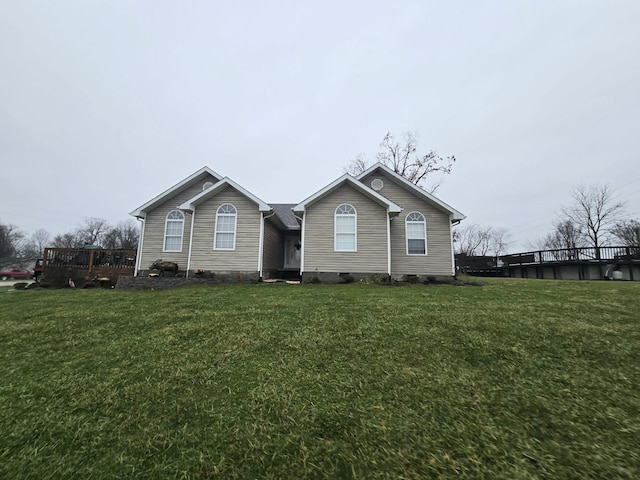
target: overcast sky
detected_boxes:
[1,1,639,252]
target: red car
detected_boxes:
[0,268,34,280]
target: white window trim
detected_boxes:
[405,211,427,256]
[214,203,237,251]
[334,204,357,252]
[163,210,184,252]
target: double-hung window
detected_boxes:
[406,212,427,255]
[164,210,184,252]
[214,204,237,250]
[335,203,356,251]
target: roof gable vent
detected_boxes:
[203,181,214,190]
[371,178,384,191]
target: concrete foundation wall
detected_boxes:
[301,271,455,284]
[117,272,259,290]
[302,271,386,284]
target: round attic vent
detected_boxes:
[371,178,384,191]
[203,181,214,190]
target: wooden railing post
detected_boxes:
[88,250,95,274]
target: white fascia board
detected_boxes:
[130,166,222,218]
[293,174,401,214]
[356,163,466,221]
[178,177,272,212]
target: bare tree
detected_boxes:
[16,229,52,265]
[19,240,40,264]
[75,217,111,246]
[612,219,640,246]
[345,131,455,193]
[345,154,368,178]
[454,224,487,256]
[52,232,81,249]
[561,184,626,250]
[530,220,586,260]
[454,224,509,256]
[31,229,51,255]
[102,220,140,249]
[0,222,25,267]
[490,227,510,257]
[533,220,584,251]
[553,220,583,250]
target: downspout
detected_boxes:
[186,209,196,278]
[387,210,392,277]
[449,216,458,276]
[258,212,264,278]
[134,217,146,276]
[299,213,305,277]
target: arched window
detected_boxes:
[406,212,427,255]
[214,204,237,250]
[164,210,184,252]
[335,203,357,251]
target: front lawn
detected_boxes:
[1,279,638,478]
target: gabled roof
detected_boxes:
[178,177,271,212]
[270,204,301,230]
[130,166,222,218]
[293,174,402,214]
[357,163,466,221]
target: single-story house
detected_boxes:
[130,163,465,282]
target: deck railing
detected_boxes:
[458,246,640,270]
[501,246,640,266]
[43,248,137,273]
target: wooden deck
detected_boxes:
[458,246,640,281]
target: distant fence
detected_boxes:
[42,248,137,286]
[457,246,640,281]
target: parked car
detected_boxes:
[0,268,34,281]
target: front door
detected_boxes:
[283,235,301,270]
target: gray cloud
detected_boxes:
[1,1,639,251]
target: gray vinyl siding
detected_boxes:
[303,184,388,274]
[361,173,454,276]
[262,219,284,273]
[188,186,261,272]
[139,182,211,273]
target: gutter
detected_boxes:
[299,213,305,276]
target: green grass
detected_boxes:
[1,278,639,479]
